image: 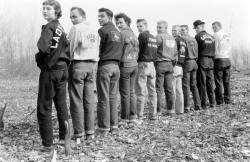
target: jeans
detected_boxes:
[37,67,69,147]
[136,62,157,118]
[182,60,201,109]
[155,61,174,113]
[197,57,216,108]
[214,58,231,104]
[68,61,96,137]
[119,66,138,120]
[97,63,120,131]
[173,65,184,114]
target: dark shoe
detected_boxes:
[194,106,201,111]
[149,115,157,120]
[210,104,216,108]
[71,134,84,140]
[85,134,95,140]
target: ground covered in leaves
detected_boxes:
[0,71,250,162]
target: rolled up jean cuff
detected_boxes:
[130,115,137,120]
[98,127,110,132]
[74,132,85,138]
[111,125,118,129]
[86,130,95,135]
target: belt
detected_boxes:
[71,60,96,64]
[185,58,196,61]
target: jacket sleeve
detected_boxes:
[37,25,54,55]
[138,33,147,54]
[156,34,163,47]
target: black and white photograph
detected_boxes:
[0,0,250,161]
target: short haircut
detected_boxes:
[212,21,222,28]
[157,20,168,28]
[43,0,62,19]
[98,8,113,18]
[180,25,189,30]
[114,13,132,27]
[71,7,86,17]
[172,25,180,30]
[136,19,147,25]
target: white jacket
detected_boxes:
[68,22,99,61]
[213,30,232,59]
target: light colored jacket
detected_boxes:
[68,21,99,61]
[214,30,232,59]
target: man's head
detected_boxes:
[171,25,180,38]
[136,19,148,33]
[157,20,168,34]
[42,0,62,22]
[98,8,113,26]
[180,25,189,36]
[193,20,205,34]
[70,7,86,25]
[212,21,222,33]
[114,13,131,30]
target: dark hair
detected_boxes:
[180,25,189,30]
[136,19,147,24]
[114,13,131,27]
[212,21,222,28]
[98,8,113,18]
[43,0,62,19]
[71,7,86,17]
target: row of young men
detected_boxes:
[35,0,232,150]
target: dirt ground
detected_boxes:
[0,71,250,162]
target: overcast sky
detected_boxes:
[1,0,250,49]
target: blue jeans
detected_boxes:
[97,63,120,131]
[183,60,201,109]
[68,61,96,137]
[155,61,174,113]
[214,58,231,104]
[119,66,138,120]
[136,62,157,118]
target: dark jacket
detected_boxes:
[98,22,124,65]
[195,30,215,58]
[36,19,70,70]
[120,27,139,67]
[175,35,187,65]
[138,31,157,62]
[182,34,198,60]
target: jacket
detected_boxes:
[36,19,70,70]
[68,21,99,61]
[195,30,215,58]
[98,22,124,65]
[138,31,157,62]
[120,27,139,67]
[156,33,177,62]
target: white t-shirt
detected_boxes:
[213,30,232,59]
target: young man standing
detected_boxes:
[97,8,123,133]
[171,25,186,114]
[36,0,70,151]
[212,21,232,105]
[114,13,139,123]
[180,25,201,112]
[136,19,157,120]
[155,21,177,115]
[193,20,216,109]
[68,7,99,140]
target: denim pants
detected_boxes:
[197,57,216,108]
[68,61,96,137]
[155,61,174,113]
[173,65,184,114]
[182,60,201,109]
[97,63,120,131]
[136,62,157,118]
[37,67,69,147]
[119,66,138,120]
[214,58,231,104]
